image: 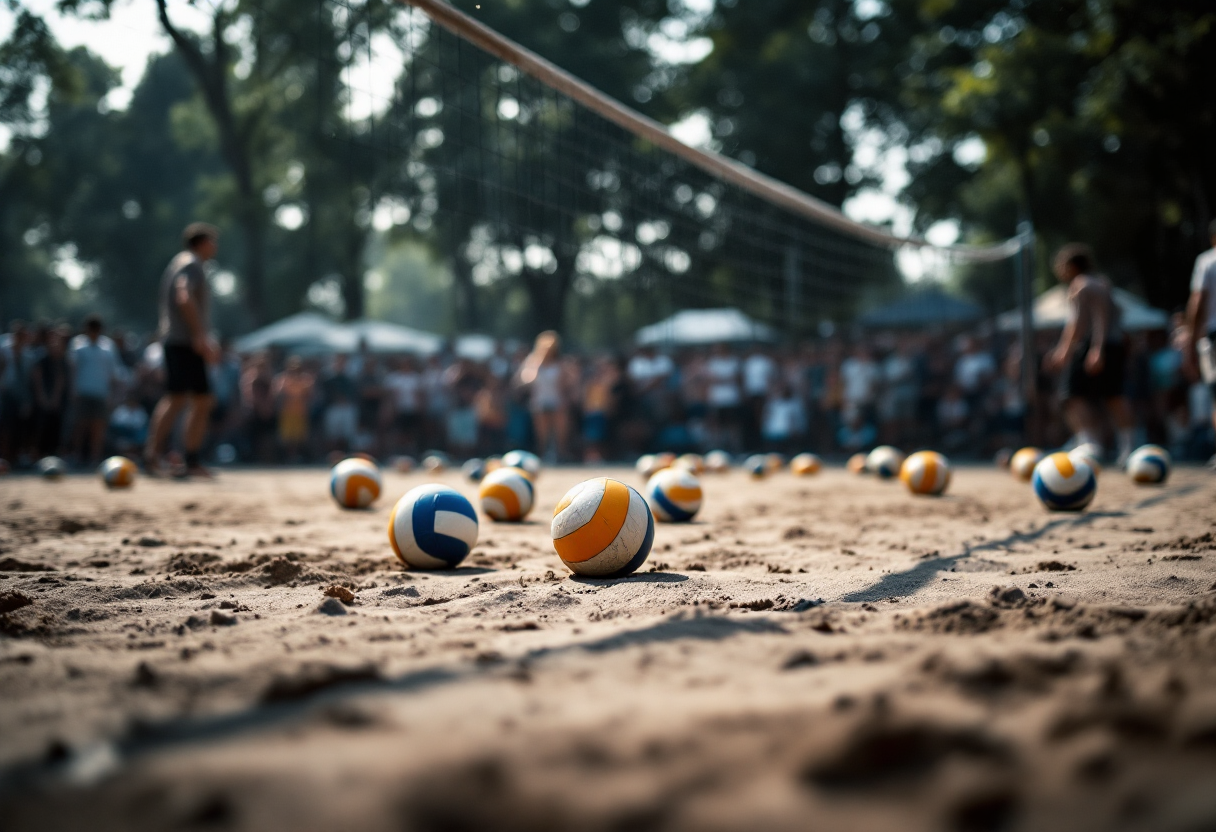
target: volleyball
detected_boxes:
[329,458,382,509]
[636,454,664,478]
[37,456,66,480]
[790,453,821,476]
[478,467,535,522]
[1010,447,1043,482]
[391,455,416,473]
[422,452,449,472]
[674,453,706,475]
[744,454,768,479]
[462,458,487,482]
[1032,452,1096,512]
[551,477,653,578]
[847,452,869,474]
[501,449,541,479]
[1126,445,1170,485]
[483,456,504,474]
[656,452,677,470]
[645,467,703,522]
[900,451,951,496]
[1069,443,1103,476]
[388,484,479,569]
[705,450,732,473]
[100,456,137,489]
[866,446,905,480]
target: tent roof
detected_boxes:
[635,308,776,346]
[233,314,442,356]
[996,286,1169,332]
[859,288,983,329]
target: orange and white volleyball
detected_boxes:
[790,453,822,476]
[900,451,951,496]
[478,467,535,522]
[645,467,703,522]
[704,450,732,473]
[847,453,869,474]
[551,478,654,578]
[674,453,706,475]
[1010,447,1043,482]
[100,456,137,489]
[329,458,382,509]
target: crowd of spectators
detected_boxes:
[0,314,1212,471]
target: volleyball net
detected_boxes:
[322,0,1025,345]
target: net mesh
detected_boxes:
[322,0,1016,344]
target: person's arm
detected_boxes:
[174,273,217,362]
[1084,288,1109,374]
[1047,284,1085,371]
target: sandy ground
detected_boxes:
[0,463,1214,832]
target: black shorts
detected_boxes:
[164,344,211,395]
[1060,340,1126,401]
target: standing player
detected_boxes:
[1044,243,1135,464]
[145,223,219,478]
[1184,220,1216,467]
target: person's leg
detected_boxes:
[183,394,215,473]
[554,408,570,462]
[1106,395,1135,464]
[146,394,188,462]
[532,410,553,458]
[88,416,106,466]
[1063,397,1099,447]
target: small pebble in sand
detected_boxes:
[315,597,348,616]
[323,585,356,605]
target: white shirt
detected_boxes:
[1192,247,1216,333]
[954,352,995,393]
[742,353,775,396]
[627,354,674,385]
[763,397,804,439]
[383,371,422,412]
[70,334,123,399]
[840,357,880,406]
[705,356,740,407]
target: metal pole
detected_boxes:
[1015,222,1037,444]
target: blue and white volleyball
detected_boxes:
[744,454,768,479]
[1069,443,1104,476]
[552,478,653,578]
[704,450,732,473]
[866,446,906,480]
[502,449,541,479]
[388,484,479,569]
[478,467,535,522]
[100,456,137,489]
[330,458,382,509]
[1032,452,1096,512]
[1126,445,1170,485]
[462,458,487,482]
[645,467,703,522]
[37,456,66,481]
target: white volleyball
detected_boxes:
[330,458,382,509]
[502,449,541,479]
[866,446,905,480]
[645,467,703,522]
[478,467,535,522]
[551,478,653,578]
[388,484,479,569]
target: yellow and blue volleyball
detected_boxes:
[462,458,487,482]
[1126,445,1170,485]
[900,451,951,496]
[847,452,869,474]
[100,456,137,489]
[37,456,66,480]
[389,484,479,569]
[330,458,382,509]
[1010,447,1043,483]
[1032,452,1096,512]
[866,446,905,480]
[478,467,535,522]
[552,478,654,578]
[705,450,732,473]
[790,453,822,476]
[645,467,703,522]
[1069,443,1103,476]
[502,449,541,479]
[744,454,768,479]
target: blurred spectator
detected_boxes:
[762,382,805,453]
[273,356,314,462]
[382,356,421,456]
[742,345,776,447]
[70,314,124,466]
[519,331,568,462]
[109,393,149,457]
[241,353,276,462]
[31,327,70,457]
[840,345,880,424]
[0,321,37,463]
[705,343,742,451]
[582,356,619,462]
[323,354,360,454]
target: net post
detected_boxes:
[1015,222,1038,444]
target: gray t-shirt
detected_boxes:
[1191,247,1216,334]
[159,252,210,346]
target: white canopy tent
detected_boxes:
[635,308,776,347]
[996,286,1169,333]
[234,314,443,356]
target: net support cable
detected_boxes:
[399,0,1023,265]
